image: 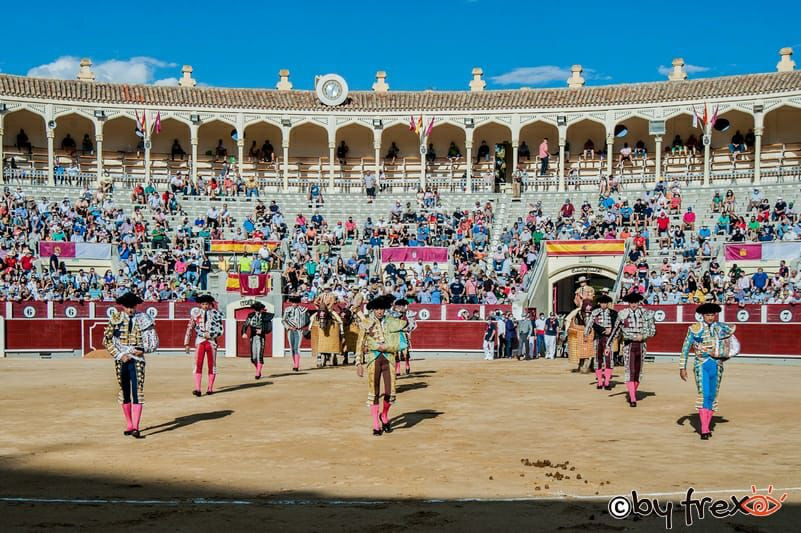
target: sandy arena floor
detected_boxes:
[2,355,800,531]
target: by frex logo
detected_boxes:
[608,486,787,529]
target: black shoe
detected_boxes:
[130,430,144,439]
[597,384,603,390]
[123,430,133,436]
[206,390,214,395]
[604,385,612,391]
[255,375,261,380]
[700,433,710,440]
[382,420,393,433]
[629,401,637,407]
[293,367,299,372]
[193,390,201,397]
[373,429,382,436]
[405,368,410,375]
[395,373,400,378]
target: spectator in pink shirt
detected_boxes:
[683,207,696,230]
[538,138,550,177]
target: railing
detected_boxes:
[522,245,549,311]
[611,238,632,302]
[2,168,49,183]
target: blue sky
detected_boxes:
[2,0,800,91]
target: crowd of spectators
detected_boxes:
[0,183,215,302]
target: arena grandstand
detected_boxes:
[0,49,800,359]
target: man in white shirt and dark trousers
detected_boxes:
[483,316,498,360]
[543,313,559,359]
[534,313,547,358]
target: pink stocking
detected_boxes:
[293,354,300,369]
[634,381,640,391]
[381,401,391,424]
[405,360,410,371]
[255,362,263,377]
[594,369,603,386]
[370,405,381,430]
[395,361,401,374]
[131,404,143,430]
[122,404,133,431]
[193,373,202,392]
[626,381,637,402]
[699,408,710,434]
[603,368,613,386]
[207,373,216,392]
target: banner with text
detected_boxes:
[38,242,112,260]
[381,247,448,263]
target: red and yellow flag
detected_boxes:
[544,240,625,256]
[210,240,280,253]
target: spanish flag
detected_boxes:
[545,240,625,256]
[210,240,280,253]
[415,116,423,134]
[225,273,241,291]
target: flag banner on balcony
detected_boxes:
[211,240,280,254]
[724,243,763,261]
[239,274,270,296]
[544,240,625,256]
[762,242,801,261]
[39,242,112,260]
[381,247,449,263]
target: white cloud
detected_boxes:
[491,65,610,86]
[491,66,571,86]
[154,77,179,86]
[657,63,710,76]
[27,56,178,84]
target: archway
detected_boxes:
[519,120,559,175]
[552,272,616,315]
[289,122,328,182]
[426,122,466,182]
[150,117,190,157]
[102,115,140,153]
[335,122,374,161]
[763,105,801,147]
[198,119,237,161]
[710,109,753,151]
[243,120,283,162]
[472,121,512,185]
[566,118,606,176]
[3,109,46,155]
[53,113,95,157]
[380,123,419,165]
[610,116,651,176]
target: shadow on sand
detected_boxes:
[142,410,234,436]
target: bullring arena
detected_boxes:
[3,37,801,530]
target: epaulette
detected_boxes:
[689,323,703,334]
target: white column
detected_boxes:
[47,129,55,185]
[328,142,336,190]
[558,142,566,192]
[654,135,662,185]
[753,128,763,183]
[703,125,711,186]
[420,143,427,189]
[606,134,614,176]
[465,141,473,192]
[0,123,4,178]
[190,125,198,183]
[512,139,519,177]
[374,142,381,177]
[95,133,104,186]
[282,142,289,191]
[144,131,152,184]
[237,138,245,173]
